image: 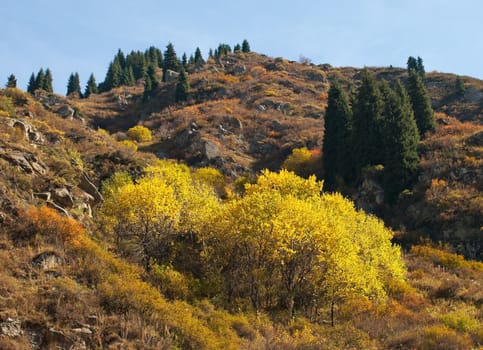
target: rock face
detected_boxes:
[0,147,48,175]
[56,105,75,119]
[164,69,180,83]
[3,118,45,144]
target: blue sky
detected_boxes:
[1,0,482,94]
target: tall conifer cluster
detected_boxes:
[27,68,54,93]
[322,66,429,203]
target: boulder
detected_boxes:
[5,118,44,144]
[0,148,48,175]
[56,105,75,119]
[222,116,243,131]
[233,65,246,75]
[53,187,75,208]
[164,69,180,83]
[79,172,103,203]
[0,317,22,338]
[32,251,64,271]
[203,139,221,160]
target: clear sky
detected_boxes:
[1,0,482,94]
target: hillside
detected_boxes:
[0,50,482,349]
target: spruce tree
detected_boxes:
[84,73,98,98]
[381,80,420,204]
[143,64,158,101]
[162,43,180,81]
[194,47,204,67]
[6,74,17,88]
[455,76,465,98]
[44,68,53,92]
[417,56,425,77]
[116,49,126,69]
[27,73,36,93]
[234,44,241,53]
[352,69,385,175]
[121,66,135,86]
[322,82,353,190]
[35,68,45,91]
[126,51,147,81]
[242,39,251,53]
[67,72,81,96]
[175,68,190,102]
[103,58,122,91]
[181,53,188,70]
[407,71,435,136]
[407,56,418,73]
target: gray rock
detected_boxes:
[233,65,246,75]
[56,105,75,119]
[1,317,22,338]
[5,118,45,144]
[164,69,180,83]
[222,116,243,131]
[32,251,64,271]
[79,172,103,203]
[0,148,48,175]
[204,140,221,160]
[53,187,75,208]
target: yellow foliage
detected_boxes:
[126,125,152,143]
[119,139,138,151]
[282,147,320,178]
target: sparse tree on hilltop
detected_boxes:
[234,43,241,53]
[44,68,53,93]
[181,53,188,70]
[242,39,251,53]
[67,72,81,96]
[455,76,466,98]
[35,68,45,91]
[84,73,98,98]
[27,73,36,93]
[6,74,17,88]
[194,47,204,67]
[407,70,435,136]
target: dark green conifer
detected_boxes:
[455,76,465,98]
[242,39,251,53]
[181,53,188,70]
[407,56,418,73]
[6,74,17,88]
[417,56,425,77]
[27,73,36,93]
[208,49,214,59]
[116,49,126,69]
[175,68,190,102]
[35,68,45,91]
[143,64,158,101]
[234,44,241,53]
[121,66,135,86]
[103,58,122,91]
[322,82,353,190]
[162,43,180,82]
[407,71,435,136]
[84,73,98,98]
[381,80,420,203]
[194,47,204,67]
[352,69,385,175]
[44,68,53,93]
[67,72,81,96]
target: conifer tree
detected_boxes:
[352,69,385,175]
[103,58,122,91]
[35,68,45,91]
[194,47,204,67]
[242,39,251,53]
[208,49,214,59]
[126,51,147,81]
[27,73,36,93]
[455,76,465,98]
[175,68,190,102]
[162,43,180,82]
[417,56,425,77]
[121,66,135,86]
[84,73,98,98]
[6,74,17,88]
[407,71,435,136]
[44,68,53,93]
[234,43,241,53]
[67,72,81,96]
[181,53,188,70]
[143,64,158,101]
[116,49,126,69]
[381,80,420,203]
[322,82,353,190]
[407,56,418,74]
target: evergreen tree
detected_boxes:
[381,80,420,203]
[242,39,251,53]
[208,49,214,59]
[121,66,135,86]
[84,73,98,98]
[352,69,385,175]
[67,72,81,96]
[416,56,425,77]
[188,55,195,66]
[407,56,418,73]
[145,46,161,67]
[6,74,17,88]
[322,82,353,190]
[143,64,158,101]
[126,51,147,81]
[103,58,122,91]
[27,73,36,93]
[234,43,241,53]
[407,71,435,136]
[162,43,180,81]
[455,76,466,98]
[181,53,188,70]
[35,68,45,91]
[194,47,204,67]
[44,68,53,92]
[175,68,190,102]
[116,49,126,69]
[216,43,231,57]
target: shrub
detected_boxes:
[126,125,152,143]
[420,325,472,349]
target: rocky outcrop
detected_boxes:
[3,118,45,144]
[0,317,22,338]
[32,251,65,271]
[78,172,103,203]
[56,105,75,119]
[0,147,48,175]
[164,69,180,83]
